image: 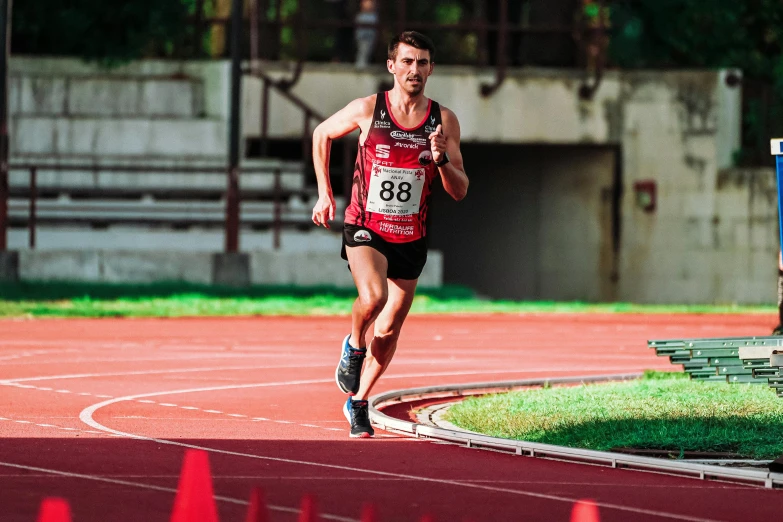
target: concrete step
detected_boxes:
[9,155,309,196]
[11,75,205,118]
[12,116,228,157]
[9,197,344,226]
[10,153,304,169]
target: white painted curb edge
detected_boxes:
[368,373,783,489]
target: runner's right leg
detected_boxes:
[336,245,387,395]
[337,245,389,437]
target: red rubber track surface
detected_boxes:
[0,314,779,521]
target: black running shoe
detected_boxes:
[773,324,783,336]
[335,334,366,395]
[344,397,374,438]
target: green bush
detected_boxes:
[11,0,195,65]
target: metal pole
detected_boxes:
[397,0,406,35]
[260,79,269,157]
[0,0,11,252]
[225,0,242,253]
[28,166,35,249]
[480,0,507,97]
[273,169,281,250]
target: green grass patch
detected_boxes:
[0,281,777,318]
[444,370,783,459]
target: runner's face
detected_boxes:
[388,43,433,96]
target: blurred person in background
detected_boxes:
[354,0,378,68]
[574,0,610,74]
[311,31,469,438]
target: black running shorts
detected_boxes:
[341,224,428,280]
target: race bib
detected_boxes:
[365,165,425,215]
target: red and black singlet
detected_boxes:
[344,92,442,243]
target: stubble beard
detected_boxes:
[404,80,424,96]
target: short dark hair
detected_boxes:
[388,31,436,62]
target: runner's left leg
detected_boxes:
[353,277,418,401]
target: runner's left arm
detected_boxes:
[429,107,468,201]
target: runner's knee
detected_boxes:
[357,288,388,316]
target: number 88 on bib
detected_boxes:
[365,165,426,215]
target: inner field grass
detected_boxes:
[444,371,783,459]
[0,281,777,317]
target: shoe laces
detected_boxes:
[352,401,369,425]
[346,350,365,374]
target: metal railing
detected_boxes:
[244,62,355,203]
[198,0,609,97]
[8,163,321,251]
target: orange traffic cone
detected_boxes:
[170,449,220,522]
[297,494,319,522]
[36,498,71,522]
[359,502,378,522]
[570,499,600,522]
[245,487,268,522]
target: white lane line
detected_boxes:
[0,349,78,362]
[0,362,335,384]
[0,473,750,490]
[0,354,281,366]
[1,417,107,436]
[79,383,721,522]
[0,364,649,386]
[0,461,356,522]
[3,380,337,434]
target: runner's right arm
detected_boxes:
[311,96,374,228]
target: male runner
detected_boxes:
[311,31,469,437]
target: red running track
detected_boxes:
[0,313,780,521]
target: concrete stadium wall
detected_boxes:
[246,63,761,304]
[17,248,443,288]
[12,57,770,304]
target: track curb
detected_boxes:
[368,373,783,489]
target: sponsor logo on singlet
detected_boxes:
[390,130,427,146]
[418,150,433,166]
[374,109,391,129]
[424,115,438,134]
[353,229,372,242]
[375,144,390,159]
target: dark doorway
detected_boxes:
[428,144,621,301]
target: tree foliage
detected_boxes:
[610,0,783,84]
[610,0,783,164]
[11,0,194,65]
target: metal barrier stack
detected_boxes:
[649,139,783,394]
[649,336,783,389]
